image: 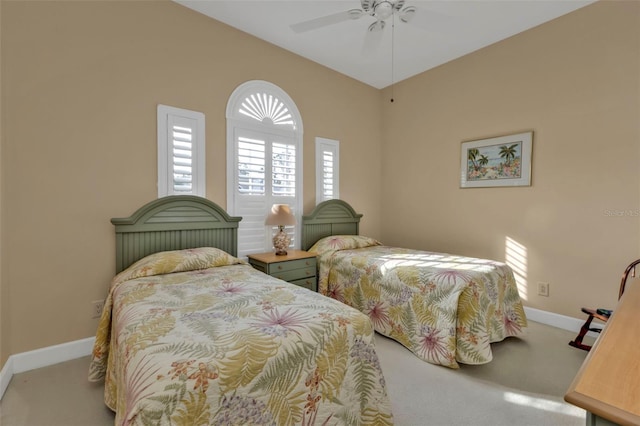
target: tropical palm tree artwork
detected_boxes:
[466,141,522,181]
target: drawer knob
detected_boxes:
[277,265,283,270]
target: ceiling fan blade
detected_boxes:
[398,6,416,24]
[398,5,451,31]
[362,21,384,56]
[290,9,364,33]
[369,20,386,32]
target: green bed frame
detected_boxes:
[301,199,363,251]
[111,195,242,273]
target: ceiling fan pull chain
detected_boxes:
[390,13,395,103]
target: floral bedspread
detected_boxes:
[310,236,528,369]
[88,247,393,425]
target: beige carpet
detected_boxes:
[377,321,590,425]
[0,320,590,426]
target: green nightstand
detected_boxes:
[247,250,317,291]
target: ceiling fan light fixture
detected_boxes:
[374,1,394,21]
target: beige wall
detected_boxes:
[0,0,6,366]
[381,0,640,318]
[1,0,638,368]
[0,0,382,362]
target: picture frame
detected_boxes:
[460,131,533,188]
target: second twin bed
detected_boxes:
[302,199,527,369]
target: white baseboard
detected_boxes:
[0,336,95,401]
[0,357,14,402]
[0,308,594,401]
[523,306,600,337]
[524,306,580,331]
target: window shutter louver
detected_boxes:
[170,120,194,194]
[237,136,266,195]
[272,142,296,197]
[322,150,334,199]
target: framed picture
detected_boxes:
[460,131,533,188]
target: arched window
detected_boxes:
[226,81,303,258]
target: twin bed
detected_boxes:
[301,199,527,369]
[89,196,527,424]
[88,196,393,425]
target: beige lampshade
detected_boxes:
[264,204,297,226]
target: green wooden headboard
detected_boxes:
[301,199,363,250]
[111,195,242,273]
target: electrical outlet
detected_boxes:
[92,300,105,319]
[537,282,550,297]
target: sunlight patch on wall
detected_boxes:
[506,237,528,300]
[503,392,585,419]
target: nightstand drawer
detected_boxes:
[269,257,316,274]
[289,277,317,292]
[271,267,315,283]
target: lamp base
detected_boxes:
[273,227,291,256]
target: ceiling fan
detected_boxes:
[290,0,419,35]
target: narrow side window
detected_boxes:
[315,137,340,204]
[157,104,205,197]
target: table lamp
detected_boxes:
[265,204,296,255]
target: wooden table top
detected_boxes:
[247,249,316,264]
[564,277,640,425]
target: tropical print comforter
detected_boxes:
[88,247,393,426]
[310,236,528,369]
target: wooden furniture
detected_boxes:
[565,277,640,426]
[247,250,317,291]
[111,195,241,273]
[569,259,640,351]
[301,199,362,250]
[300,199,528,368]
[89,196,395,424]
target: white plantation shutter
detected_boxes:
[272,142,296,196]
[232,128,299,258]
[234,130,270,256]
[316,137,339,204]
[171,121,195,193]
[158,105,205,197]
[227,81,303,259]
[323,151,334,197]
[237,136,266,196]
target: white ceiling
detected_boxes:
[174,0,596,89]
